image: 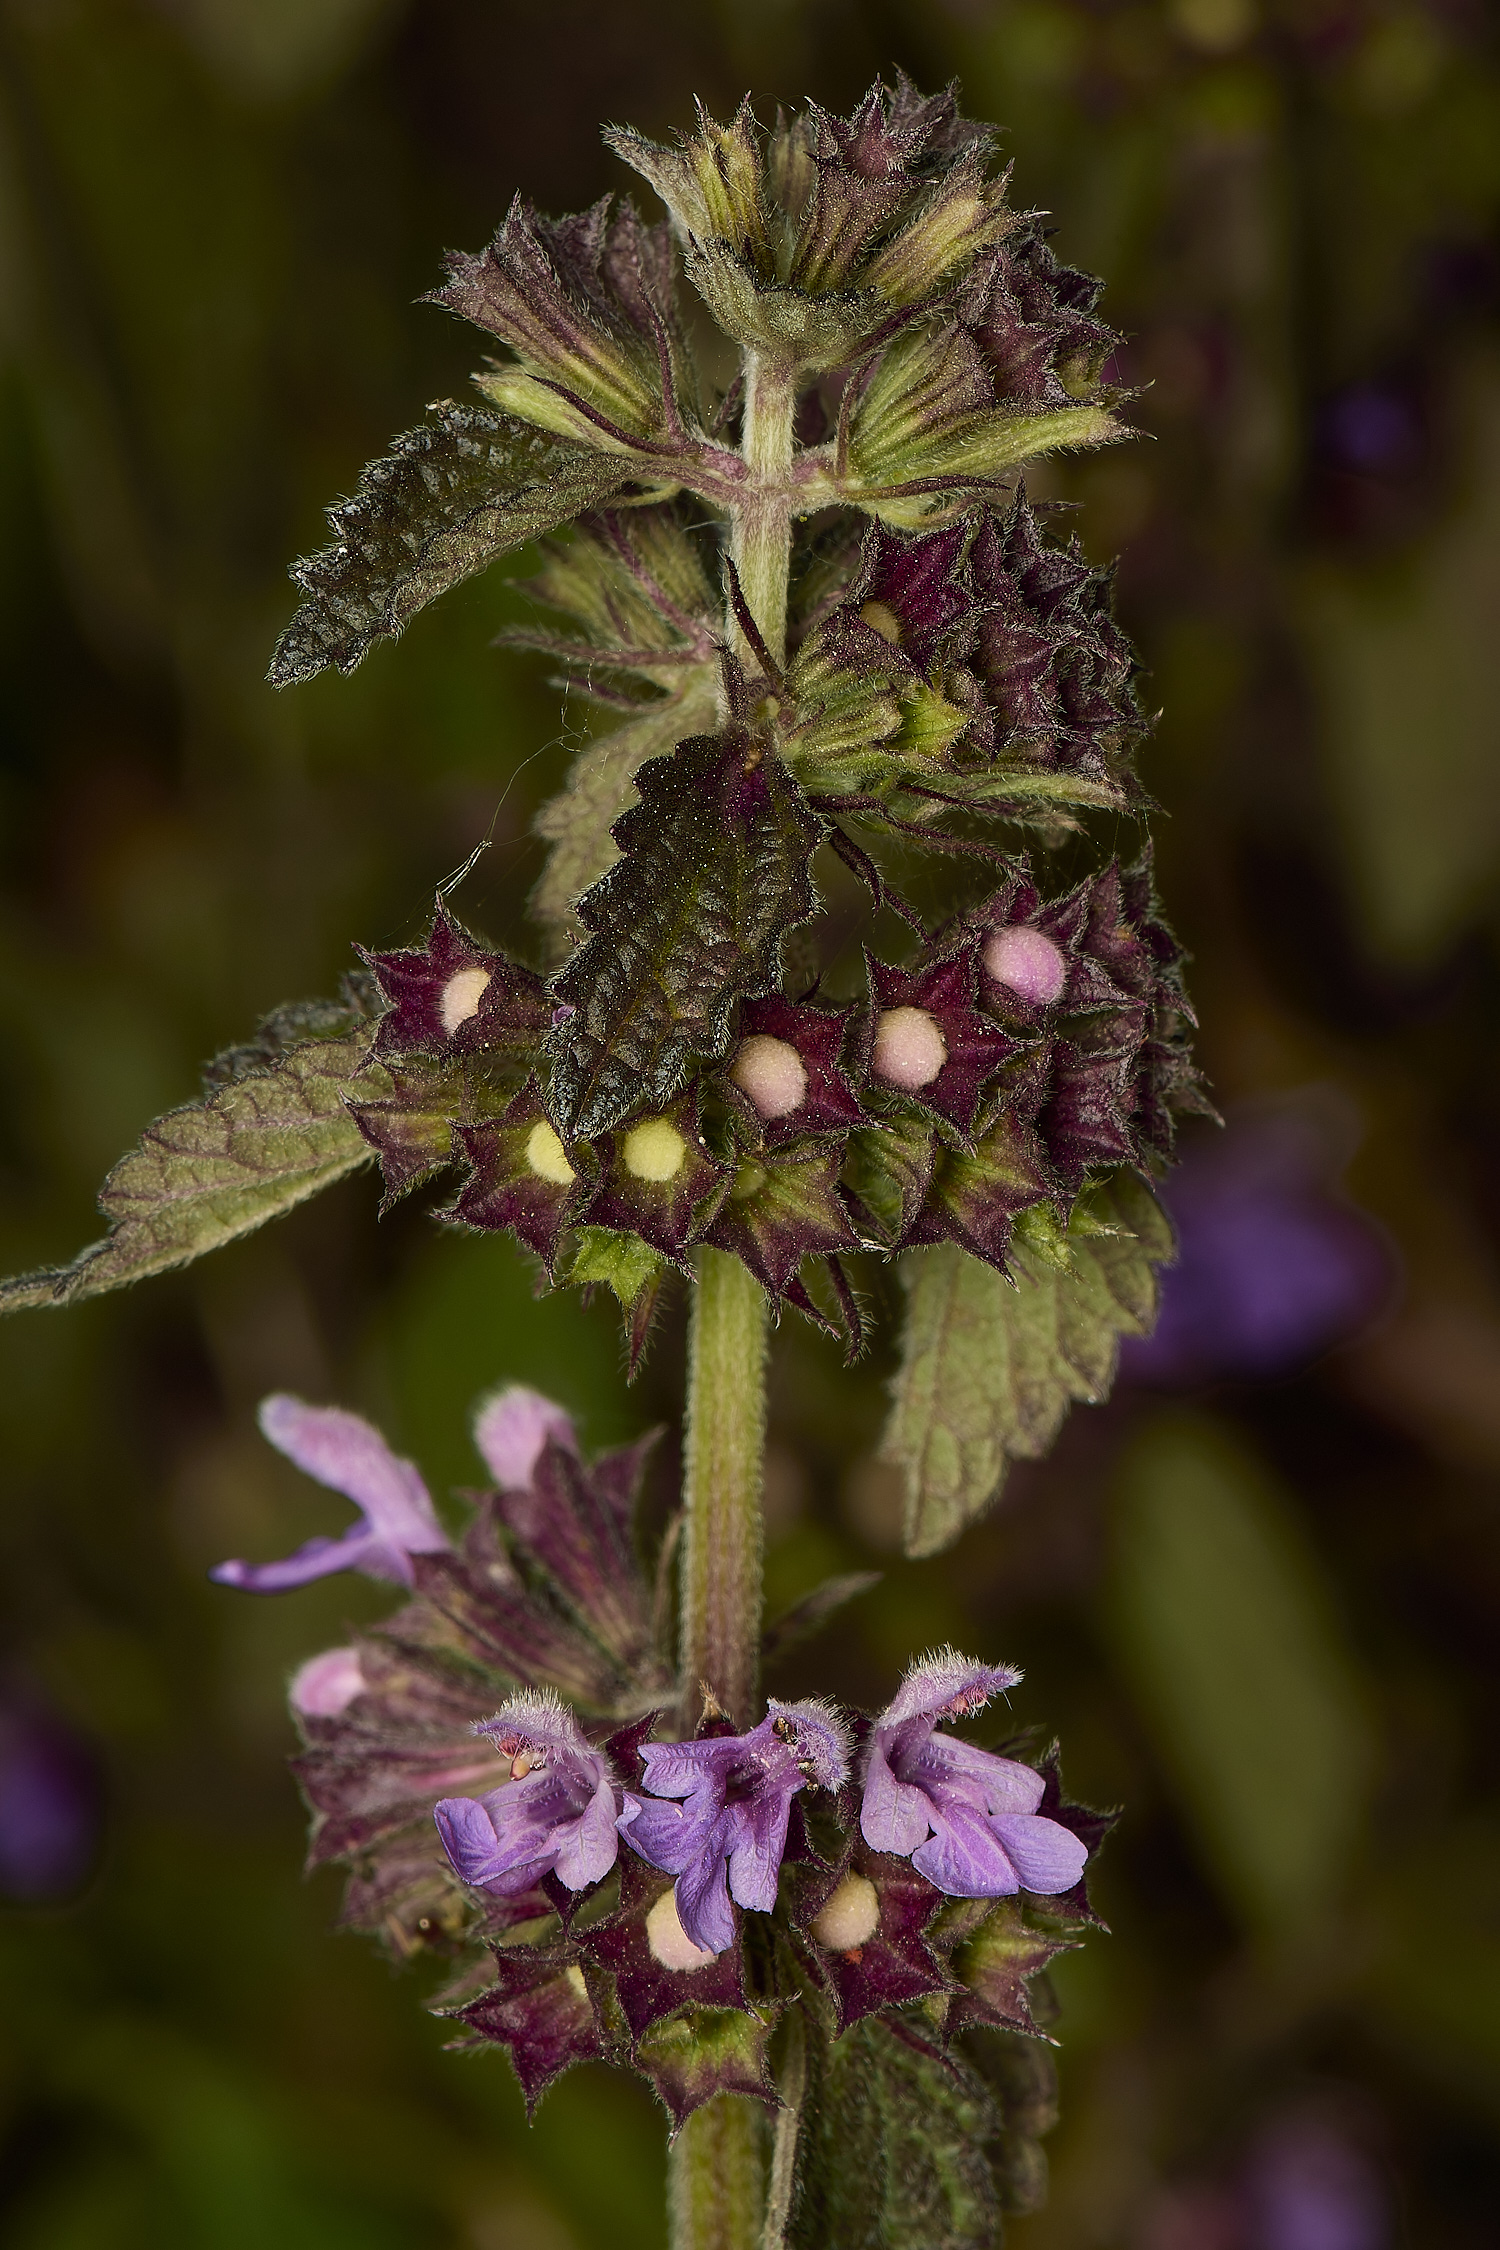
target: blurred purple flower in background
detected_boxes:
[1121,1092,1398,1388]
[1319,383,1424,478]
[1245,2114,1389,2250]
[210,1394,450,1592]
[0,1681,103,1903]
[1139,2107,1389,2250]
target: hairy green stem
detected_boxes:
[670,2095,767,2250]
[679,1245,769,1729]
[730,351,796,667]
[760,2012,807,2250]
[671,340,794,2250]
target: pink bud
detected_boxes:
[729,1033,808,1119]
[473,1385,577,1489]
[872,1006,948,1091]
[982,925,1067,1007]
[290,1647,366,1718]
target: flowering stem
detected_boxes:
[730,351,796,667]
[669,2095,766,2250]
[679,1245,769,1729]
[671,338,792,2250]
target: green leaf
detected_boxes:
[881,1172,1175,1557]
[549,731,827,1142]
[1108,1412,1376,1931]
[531,684,720,951]
[788,2018,998,2250]
[962,2031,1059,2218]
[559,1226,669,1379]
[1,1029,388,1315]
[267,403,630,686]
[561,1224,666,1313]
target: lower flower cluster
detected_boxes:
[213,1384,1112,2130]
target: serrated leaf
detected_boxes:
[1,1030,388,1315]
[788,2018,998,2250]
[532,680,720,951]
[268,403,630,686]
[881,1173,1174,1557]
[549,731,827,1141]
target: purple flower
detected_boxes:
[861,1650,1088,1898]
[618,1700,850,1956]
[0,1684,103,1903]
[434,1690,621,1897]
[210,1395,451,1593]
[1121,1095,1398,1388]
[473,1384,577,1489]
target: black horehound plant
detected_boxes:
[3,81,1210,2250]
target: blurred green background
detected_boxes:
[2,1,1499,2243]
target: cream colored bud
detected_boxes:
[525,1121,576,1186]
[646,1887,719,1970]
[439,966,492,1034]
[622,1118,688,1182]
[859,600,903,645]
[729,1033,808,1120]
[809,1873,880,1950]
[872,1006,947,1091]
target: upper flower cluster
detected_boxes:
[268,77,1127,691]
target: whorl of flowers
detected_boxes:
[220,1391,1109,2123]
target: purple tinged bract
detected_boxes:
[210,1396,451,1593]
[434,1690,621,1897]
[618,1699,850,1957]
[861,1649,1088,1898]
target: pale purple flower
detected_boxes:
[434,1690,620,1897]
[861,1649,1088,1898]
[289,1646,367,1718]
[618,1700,850,1956]
[210,1395,450,1592]
[473,1383,577,1488]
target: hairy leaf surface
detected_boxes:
[1,1031,388,1314]
[549,732,826,1141]
[531,680,719,950]
[788,2018,998,2250]
[882,1171,1174,1556]
[268,404,630,685]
